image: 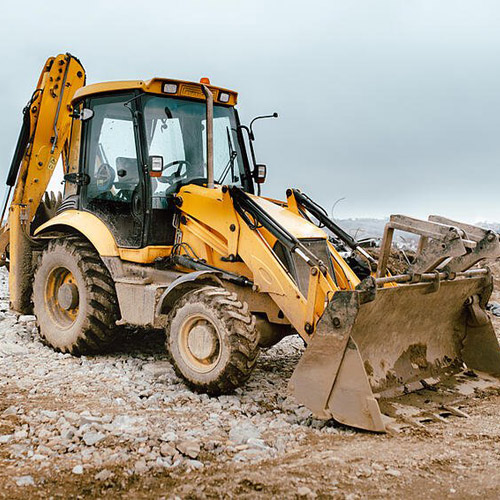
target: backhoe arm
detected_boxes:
[2,53,85,312]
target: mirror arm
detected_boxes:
[249,112,278,139]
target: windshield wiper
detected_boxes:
[218,151,237,184]
[217,127,238,184]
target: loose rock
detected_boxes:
[15,476,35,487]
[95,469,113,481]
[18,315,36,323]
[297,486,317,498]
[176,440,200,459]
[82,431,106,446]
[72,465,83,475]
[229,421,261,445]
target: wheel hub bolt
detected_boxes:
[188,324,217,360]
[58,283,79,310]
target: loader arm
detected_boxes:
[1,53,85,311]
[175,183,500,432]
[175,184,341,340]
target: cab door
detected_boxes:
[80,93,145,248]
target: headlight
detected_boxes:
[163,82,178,94]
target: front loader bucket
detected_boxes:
[289,272,500,432]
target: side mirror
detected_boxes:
[254,164,267,184]
[149,155,164,178]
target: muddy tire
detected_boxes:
[32,236,119,355]
[166,285,259,395]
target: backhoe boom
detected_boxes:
[2,54,85,312]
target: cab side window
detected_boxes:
[82,94,144,247]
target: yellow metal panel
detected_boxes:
[72,81,145,101]
[72,78,237,106]
[182,216,228,256]
[252,195,327,240]
[34,210,119,257]
[235,212,309,335]
[178,185,238,253]
[34,211,173,263]
[118,246,172,263]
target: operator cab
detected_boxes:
[67,79,254,248]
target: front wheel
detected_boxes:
[166,286,259,395]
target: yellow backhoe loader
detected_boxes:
[1,53,500,432]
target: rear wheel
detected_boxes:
[166,286,259,395]
[32,236,119,355]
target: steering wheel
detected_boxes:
[95,163,115,192]
[157,159,191,185]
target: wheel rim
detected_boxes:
[45,266,80,328]
[178,313,222,373]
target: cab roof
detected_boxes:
[72,78,238,106]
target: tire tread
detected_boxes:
[166,285,259,395]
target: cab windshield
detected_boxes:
[141,95,248,206]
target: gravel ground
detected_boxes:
[1,265,500,498]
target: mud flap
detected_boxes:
[290,274,500,432]
[289,292,386,432]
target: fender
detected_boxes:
[156,270,223,316]
[34,210,119,257]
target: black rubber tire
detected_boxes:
[166,285,259,395]
[32,236,119,355]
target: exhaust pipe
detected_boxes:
[202,85,214,189]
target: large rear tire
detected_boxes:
[166,286,259,395]
[32,236,119,355]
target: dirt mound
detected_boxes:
[1,267,500,498]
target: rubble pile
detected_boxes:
[0,268,347,485]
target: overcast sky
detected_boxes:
[1,0,500,222]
